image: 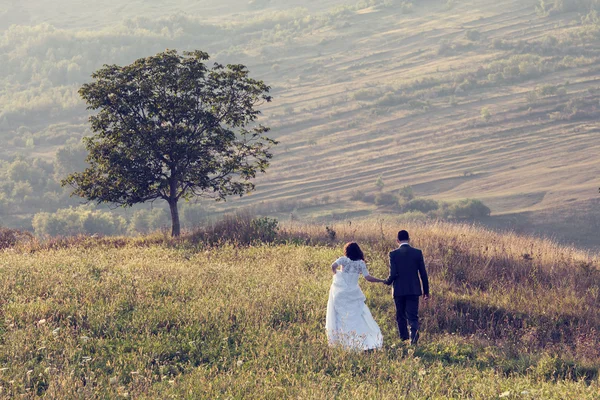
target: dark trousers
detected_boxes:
[394,295,420,344]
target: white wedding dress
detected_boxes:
[325,256,383,351]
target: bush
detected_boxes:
[375,192,398,206]
[349,189,366,201]
[375,92,407,107]
[375,175,385,191]
[447,199,491,219]
[251,216,279,243]
[128,208,170,234]
[398,185,415,201]
[352,88,380,101]
[396,210,428,222]
[362,193,376,203]
[481,107,492,122]
[465,29,481,41]
[401,198,440,213]
[538,84,559,97]
[32,206,127,237]
[181,203,208,230]
[191,212,279,245]
[0,227,34,249]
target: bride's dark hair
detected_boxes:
[344,242,365,261]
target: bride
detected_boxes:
[326,242,384,351]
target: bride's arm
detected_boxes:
[364,275,384,283]
[331,262,339,274]
[362,262,383,283]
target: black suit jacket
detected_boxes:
[384,244,429,297]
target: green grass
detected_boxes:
[1,221,599,398]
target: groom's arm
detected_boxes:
[383,253,397,285]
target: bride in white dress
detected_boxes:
[326,242,384,351]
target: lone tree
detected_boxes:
[63,50,276,237]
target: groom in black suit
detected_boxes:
[383,230,429,345]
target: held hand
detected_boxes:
[423,294,430,300]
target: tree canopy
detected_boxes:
[63,49,276,236]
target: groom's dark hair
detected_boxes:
[397,230,410,241]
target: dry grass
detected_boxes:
[1,220,599,398]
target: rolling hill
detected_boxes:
[1,0,599,248]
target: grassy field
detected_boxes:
[1,220,599,398]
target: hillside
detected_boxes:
[1,0,600,247]
[0,221,599,398]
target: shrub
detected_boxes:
[526,90,539,104]
[129,210,152,234]
[362,193,376,203]
[0,227,34,249]
[538,84,558,97]
[398,185,415,201]
[481,107,492,121]
[375,175,385,191]
[32,206,127,237]
[375,192,398,206]
[447,199,491,219]
[396,210,428,221]
[192,212,279,244]
[352,88,380,101]
[401,198,440,213]
[326,226,336,241]
[465,29,481,41]
[251,216,279,243]
[128,208,170,234]
[349,189,366,201]
[375,92,407,107]
[181,203,208,230]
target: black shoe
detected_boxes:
[410,331,419,345]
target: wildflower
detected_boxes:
[499,391,511,398]
[237,360,244,367]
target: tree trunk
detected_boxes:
[169,199,181,237]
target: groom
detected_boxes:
[383,230,429,345]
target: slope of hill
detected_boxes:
[1,0,599,247]
[0,221,599,398]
